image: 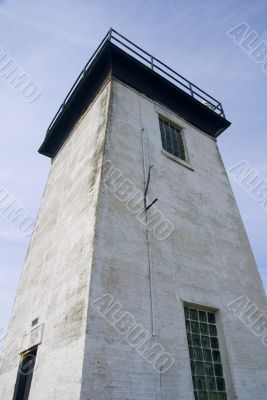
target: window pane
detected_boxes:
[159,119,166,150]
[207,377,216,391]
[216,377,226,391]
[201,335,210,348]
[165,123,173,154]
[199,311,207,322]
[218,393,227,400]
[189,346,194,359]
[192,375,197,389]
[214,364,223,377]
[190,308,198,321]
[213,350,221,363]
[191,321,200,334]
[200,323,209,335]
[192,334,201,347]
[170,126,179,157]
[203,349,212,362]
[208,312,216,324]
[194,347,203,361]
[198,391,208,400]
[184,306,190,319]
[209,393,218,400]
[196,376,206,390]
[211,337,219,349]
[195,362,205,375]
[209,324,217,336]
[187,333,192,346]
[186,320,191,333]
[204,362,214,376]
[177,131,186,159]
[191,361,196,375]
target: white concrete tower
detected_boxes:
[1,30,267,400]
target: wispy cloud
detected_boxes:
[0,8,94,47]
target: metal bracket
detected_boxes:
[144,164,158,211]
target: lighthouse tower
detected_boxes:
[1,30,267,400]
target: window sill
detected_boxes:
[161,149,194,171]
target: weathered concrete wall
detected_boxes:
[81,79,267,400]
[1,77,267,400]
[0,81,111,400]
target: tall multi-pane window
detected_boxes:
[184,305,227,400]
[159,116,186,161]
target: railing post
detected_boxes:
[151,56,154,70]
[220,104,225,118]
[189,83,194,98]
[108,28,112,41]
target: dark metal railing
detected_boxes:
[46,28,225,136]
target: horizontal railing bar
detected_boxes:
[111,37,153,65]
[153,57,220,105]
[110,29,221,106]
[154,64,219,108]
[212,103,220,112]
[154,64,194,92]
[46,28,226,136]
[110,29,155,61]
[111,31,194,88]
[111,31,220,109]
[189,84,221,105]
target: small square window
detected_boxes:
[159,117,186,161]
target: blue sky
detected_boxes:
[0,0,267,332]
